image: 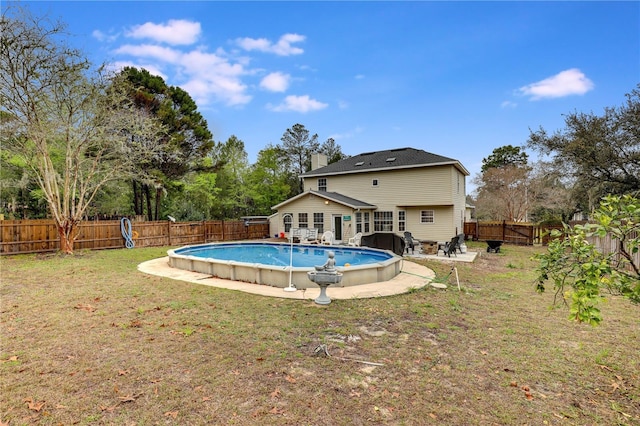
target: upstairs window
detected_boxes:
[318,178,327,192]
[372,179,379,187]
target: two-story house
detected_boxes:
[271,147,469,243]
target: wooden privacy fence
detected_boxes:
[587,230,640,273]
[464,221,639,269]
[464,221,571,245]
[464,221,537,245]
[0,219,270,255]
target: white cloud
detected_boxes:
[518,68,594,100]
[127,20,201,45]
[501,100,517,109]
[268,95,328,113]
[99,21,307,108]
[236,33,305,56]
[109,61,167,80]
[260,72,290,92]
[236,37,271,51]
[182,77,252,107]
[179,50,251,106]
[92,29,118,43]
[111,44,251,106]
[114,44,182,63]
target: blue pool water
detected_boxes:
[173,242,392,268]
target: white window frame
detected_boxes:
[283,213,293,232]
[313,212,324,233]
[318,178,327,192]
[298,213,308,228]
[398,210,406,232]
[374,211,393,232]
[420,210,435,224]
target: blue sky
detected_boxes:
[19,1,640,192]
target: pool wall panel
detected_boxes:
[168,242,402,288]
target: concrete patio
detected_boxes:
[403,248,478,263]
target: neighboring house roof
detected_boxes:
[300,147,469,177]
[272,189,377,211]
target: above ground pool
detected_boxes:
[167,241,403,288]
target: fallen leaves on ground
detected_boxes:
[269,407,285,415]
[74,304,96,312]
[118,393,143,403]
[24,398,45,412]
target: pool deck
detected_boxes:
[138,256,439,300]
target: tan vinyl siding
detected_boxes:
[285,163,468,242]
[403,206,454,242]
[277,193,357,240]
[451,168,467,236]
[304,166,454,209]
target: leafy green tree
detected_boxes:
[319,137,349,164]
[480,144,529,173]
[246,145,292,215]
[0,150,33,218]
[280,123,320,193]
[527,86,640,212]
[168,165,220,221]
[209,136,251,219]
[120,67,215,220]
[1,6,163,253]
[534,194,640,325]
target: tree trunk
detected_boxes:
[145,184,153,221]
[132,180,141,216]
[155,187,162,222]
[57,218,77,254]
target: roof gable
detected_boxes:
[271,190,376,210]
[301,147,469,177]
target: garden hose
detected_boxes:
[120,217,135,249]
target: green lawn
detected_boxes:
[1,242,638,425]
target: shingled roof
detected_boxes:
[300,147,468,177]
[272,190,376,210]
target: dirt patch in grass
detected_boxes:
[1,243,638,425]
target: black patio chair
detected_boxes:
[403,231,418,254]
[454,233,465,254]
[438,235,461,257]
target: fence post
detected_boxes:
[502,220,506,242]
[168,221,172,246]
